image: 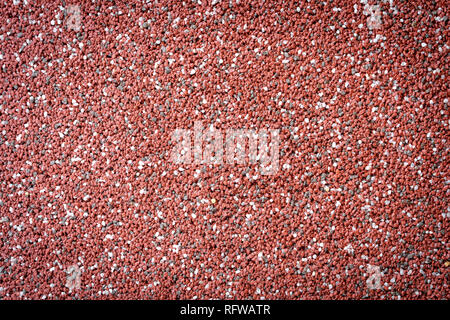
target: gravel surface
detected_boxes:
[0,0,448,299]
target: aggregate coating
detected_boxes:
[0,0,448,299]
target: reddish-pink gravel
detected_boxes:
[0,0,448,300]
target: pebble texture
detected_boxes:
[0,0,448,299]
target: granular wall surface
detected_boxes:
[0,0,448,299]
